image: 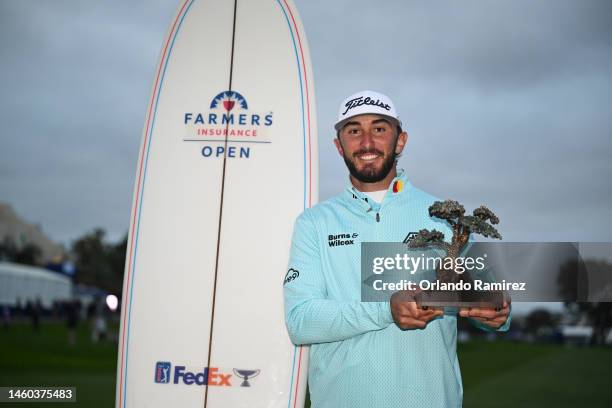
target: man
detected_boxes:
[284,90,510,408]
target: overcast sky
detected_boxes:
[1,0,611,247]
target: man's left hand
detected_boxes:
[459,300,510,329]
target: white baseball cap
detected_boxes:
[334,90,401,131]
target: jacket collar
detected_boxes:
[343,169,410,212]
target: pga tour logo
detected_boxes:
[154,361,260,387]
[155,361,171,383]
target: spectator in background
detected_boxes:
[2,305,10,331]
[26,300,41,332]
[33,298,41,331]
[66,300,78,346]
[15,298,23,318]
[90,298,108,343]
[93,311,108,343]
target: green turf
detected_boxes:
[458,340,612,407]
[1,323,611,407]
[0,322,117,407]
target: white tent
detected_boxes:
[0,262,72,308]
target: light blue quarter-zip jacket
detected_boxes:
[284,170,510,408]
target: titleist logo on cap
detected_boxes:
[342,96,391,116]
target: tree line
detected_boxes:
[0,228,126,296]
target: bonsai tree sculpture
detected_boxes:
[408,200,502,284]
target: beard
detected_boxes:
[342,145,397,183]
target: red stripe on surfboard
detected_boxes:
[120,1,314,406]
[292,346,304,408]
[281,1,313,405]
[283,0,312,209]
[118,1,192,407]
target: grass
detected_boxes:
[0,321,117,408]
[458,340,612,407]
[1,323,611,407]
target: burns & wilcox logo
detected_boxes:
[328,233,359,247]
[183,90,274,159]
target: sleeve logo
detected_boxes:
[283,268,300,285]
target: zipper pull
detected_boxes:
[376,212,380,222]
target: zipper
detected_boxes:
[376,212,380,222]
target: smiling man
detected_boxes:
[283,90,510,408]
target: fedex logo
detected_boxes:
[174,366,232,386]
[154,362,260,387]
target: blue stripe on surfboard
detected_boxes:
[123,1,197,406]
[124,0,311,406]
[274,1,309,407]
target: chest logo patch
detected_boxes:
[403,231,419,244]
[328,233,359,247]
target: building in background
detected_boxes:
[0,262,72,308]
[0,202,65,263]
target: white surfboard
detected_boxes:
[115,0,317,407]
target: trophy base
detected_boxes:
[416,290,504,311]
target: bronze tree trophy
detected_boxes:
[408,200,504,310]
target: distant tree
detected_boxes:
[108,234,128,294]
[14,243,43,265]
[525,309,556,334]
[72,228,110,287]
[0,237,18,261]
[72,229,126,296]
[558,259,612,345]
[0,237,42,265]
[588,302,612,345]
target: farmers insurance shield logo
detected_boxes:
[183,90,274,159]
[209,91,248,111]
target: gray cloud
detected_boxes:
[0,0,178,243]
[0,0,610,245]
[297,0,612,242]
[301,0,612,87]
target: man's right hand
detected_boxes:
[390,290,443,330]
